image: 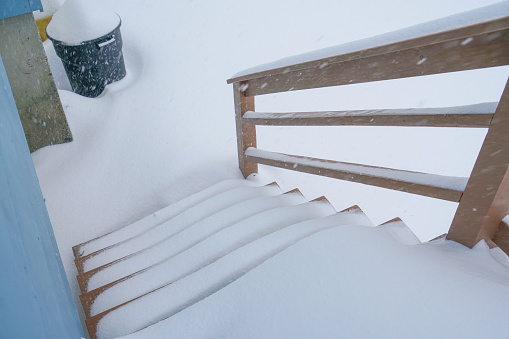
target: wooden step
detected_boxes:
[428,233,447,242]
[376,217,421,245]
[245,147,468,202]
[242,103,497,128]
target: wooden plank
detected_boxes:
[378,217,405,226]
[242,103,496,128]
[231,24,509,96]
[448,80,509,248]
[73,226,123,259]
[492,220,509,256]
[245,148,467,201]
[228,17,509,85]
[428,233,448,242]
[234,82,257,177]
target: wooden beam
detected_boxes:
[234,82,257,177]
[227,17,509,86]
[492,220,509,256]
[428,233,448,242]
[448,80,509,248]
[246,30,508,96]
[242,103,496,128]
[228,20,509,96]
[245,148,467,201]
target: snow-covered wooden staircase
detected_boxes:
[70,9,509,338]
[72,179,420,338]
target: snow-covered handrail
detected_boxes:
[227,1,509,94]
[227,7,509,254]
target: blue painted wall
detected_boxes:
[0,55,83,337]
[1,0,43,20]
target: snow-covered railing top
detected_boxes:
[227,3,509,255]
[228,1,509,96]
[231,2,509,81]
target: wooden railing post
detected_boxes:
[447,79,509,248]
[233,82,257,178]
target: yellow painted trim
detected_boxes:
[36,16,52,41]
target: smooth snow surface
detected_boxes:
[88,192,308,316]
[90,197,335,320]
[376,219,421,245]
[118,234,509,339]
[96,201,338,338]
[82,186,292,291]
[75,179,256,258]
[81,184,282,273]
[46,0,120,44]
[33,0,509,337]
[232,1,509,78]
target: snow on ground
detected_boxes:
[32,0,509,337]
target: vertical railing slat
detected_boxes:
[447,80,509,247]
[233,82,257,178]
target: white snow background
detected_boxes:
[33,0,509,337]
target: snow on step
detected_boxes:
[82,191,305,298]
[376,217,421,245]
[83,193,322,291]
[78,183,281,273]
[73,179,255,258]
[90,205,373,338]
[78,191,304,292]
[428,233,447,242]
[85,194,317,316]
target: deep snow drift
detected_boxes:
[120,232,509,339]
[33,0,509,337]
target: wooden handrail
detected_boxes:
[245,148,468,202]
[228,18,509,96]
[242,103,497,128]
[228,12,509,253]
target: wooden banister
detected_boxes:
[228,13,509,252]
[228,18,509,96]
[245,148,467,202]
[242,103,497,128]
